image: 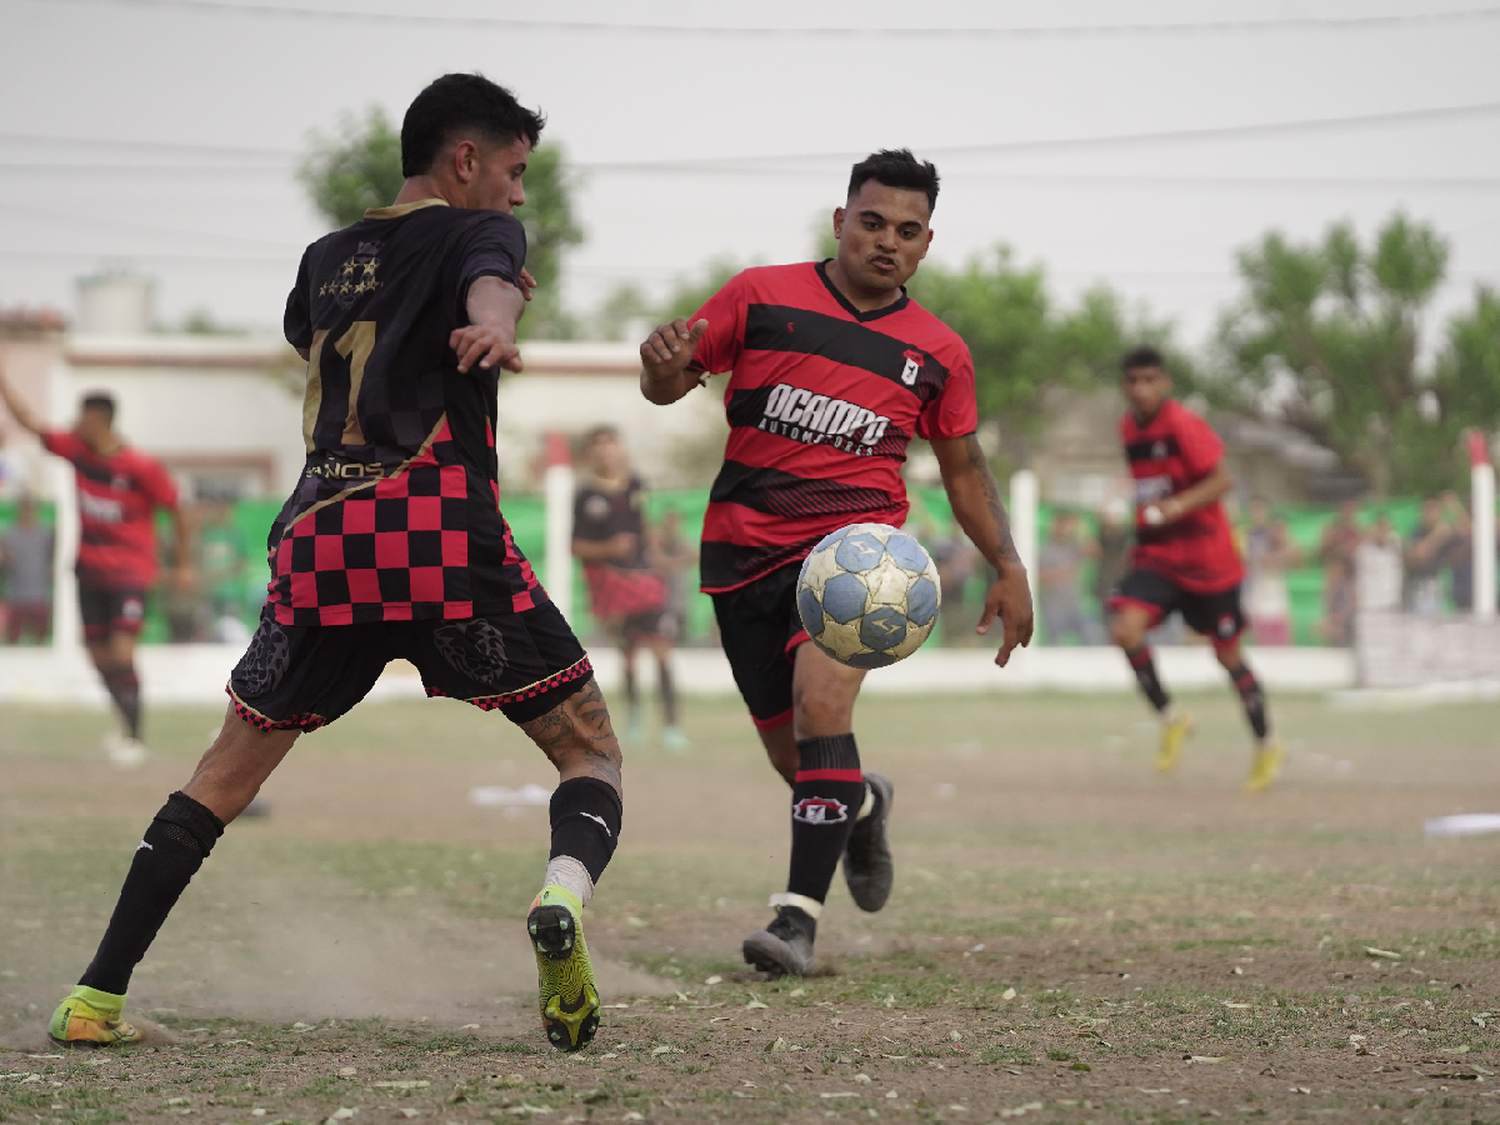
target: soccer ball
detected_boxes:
[796,523,941,669]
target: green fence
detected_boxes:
[0,492,1465,647]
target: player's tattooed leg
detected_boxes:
[523,679,624,793]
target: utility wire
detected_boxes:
[4,100,1500,178]
[35,0,1500,36]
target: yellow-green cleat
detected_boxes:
[1245,735,1287,794]
[1157,711,1194,773]
[48,985,141,1049]
[527,885,599,1052]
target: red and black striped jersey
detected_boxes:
[1120,399,1243,593]
[273,199,542,626]
[689,261,978,593]
[41,431,177,589]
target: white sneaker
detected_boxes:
[103,733,147,768]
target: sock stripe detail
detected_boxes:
[794,768,864,783]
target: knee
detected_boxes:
[1109,618,1141,650]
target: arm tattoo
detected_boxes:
[521,679,623,792]
[965,435,1022,566]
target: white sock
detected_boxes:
[768,892,823,919]
[1160,704,1180,725]
[855,783,876,822]
[542,855,594,908]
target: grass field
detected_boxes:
[3,688,1500,1124]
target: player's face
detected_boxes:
[468,138,532,213]
[76,407,111,449]
[1121,365,1170,419]
[589,434,627,476]
[832,181,933,297]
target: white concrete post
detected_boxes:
[1009,468,1039,599]
[1470,431,1496,620]
[49,454,81,652]
[543,432,574,626]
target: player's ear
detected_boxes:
[452,140,479,183]
[832,207,845,239]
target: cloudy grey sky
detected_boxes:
[2,0,1498,350]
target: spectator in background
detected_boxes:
[1318,499,1363,571]
[1315,555,1356,646]
[1439,492,1476,612]
[930,523,977,646]
[650,506,696,647]
[198,493,251,643]
[1,494,54,644]
[1355,511,1404,613]
[1093,495,1132,635]
[160,500,204,642]
[1038,509,1094,645]
[572,425,687,751]
[1244,499,1302,645]
[1405,496,1452,615]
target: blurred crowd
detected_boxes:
[931,488,1498,649]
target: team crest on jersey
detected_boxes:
[792,796,849,825]
[1151,440,1168,459]
[900,349,925,386]
[320,241,382,309]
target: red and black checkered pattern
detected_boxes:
[270,461,472,626]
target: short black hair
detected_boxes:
[585,424,619,444]
[847,149,940,213]
[80,392,115,423]
[1120,345,1165,372]
[400,73,545,178]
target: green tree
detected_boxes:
[1214,212,1493,496]
[297,106,404,228]
[908,247,1181,469]
[296,106,582,339]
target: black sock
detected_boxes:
[786,734,865,904]
[1226,662,1270,739]
[78,792,223,995]
[657,658,678,727]
[102,668,142,740]
[548,777,622,884]
[1125,646,1170,713]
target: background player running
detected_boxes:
[639,149,1034,977]
[571,424,688,750]
[0,379,188,765]
[1105,345,1286,792]
[45,73,622,1055]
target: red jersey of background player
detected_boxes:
[689,261,977,592]
[41,431,178,589]
[1119,399,1243,593]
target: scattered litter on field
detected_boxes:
[1002,987,1017,1001]
[1425,813,1500,838]
[998,1102,1044,1118]
[373,1081,429,1089]
[820,1091,857,1098]
[651,1045,682,1056]
[703,975,722,985]
[745,998,768,1010]
[1188,1055,1228,1063]
[467,784,552,808]
[766,1037,790,1052]
[1365,946,1403,960]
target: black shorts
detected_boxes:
[227,599,594,732]
[1107,568,1244,646]
[711,563,808,731]
[77,577,147,642]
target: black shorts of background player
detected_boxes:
[45,74,621,1056]
[571,425,688,751]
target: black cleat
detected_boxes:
[742,905,817,978]
[842,771,894,912]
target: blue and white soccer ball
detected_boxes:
[796,523,942,669]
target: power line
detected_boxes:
[5,100,1500,181]
[36,0,1500,36]
[4,203,304,250]
[0,131,295,159]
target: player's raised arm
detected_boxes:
[452,274,525,374]
[1142,460,1234,526]
[0,362,45,436]
[930,433,1034,667]
[638,318,709,405]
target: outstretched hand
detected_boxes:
[640,318,708,378]
[450,324,522,374]
[975,566,1035,668]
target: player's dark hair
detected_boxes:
[1121,345,1166,372]
[80,392,115,423]
[584,424,619,444]
[847,149,940,213]
[401,73,545,178]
